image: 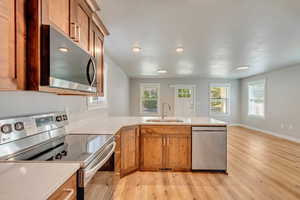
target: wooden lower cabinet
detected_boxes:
[140,126,192,171]
[165,135,191,170]
[116,125,192,178]
[118,126,140,177]
[48,173,77,200]
[140,134,164,170]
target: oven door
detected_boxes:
[79,141,116,188]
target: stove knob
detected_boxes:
[14,122,24,131]
[61,150,67,156]
[55,153,62,160]
[56,116,62,122]
[1,124,12,134]
[63,115,68,121]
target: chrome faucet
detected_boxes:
[161,103,171,119]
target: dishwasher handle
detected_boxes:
[192,131,227,135]
[192,126,227,131]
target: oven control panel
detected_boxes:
[0,112,69,145]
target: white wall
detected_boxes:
[240,65,300,142]
[0,54,129,120]
[130,77,240,124]
[106,55,130,116]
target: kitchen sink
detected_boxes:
[146,119,184,123]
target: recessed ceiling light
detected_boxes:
[176,47,184,53]
[58,47,69,52]
[157,69,168,74]
[236,66,249,70]
[132,47,141,53]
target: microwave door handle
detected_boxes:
[86,58,96,86]
[90,58,97,86]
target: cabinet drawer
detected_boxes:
[48,173,77,200]
[141,126,191,135]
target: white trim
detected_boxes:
[169,84,196,88]
[139,83,161,115]
[247,79,266,119]
[230,124,300,144]
[209,83,231,116]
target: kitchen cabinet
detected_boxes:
[43,0,91,52]
[165,135,191,170]
[48,173,77,200]
[140,126,191,171]
[90,22,105,96]
[116,126,140,177]
[0,0,26,90]
[71,0,92,52]
[42,0,70,36]
[140,134,164,170]
[27,0,109,95]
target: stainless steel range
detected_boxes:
[0,112,115,200]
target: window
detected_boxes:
[177,88,192,98]
[248,80,265,118]
[209,84,230,115]
[87,96,107,110]
[140,83,160,114]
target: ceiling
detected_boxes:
[97,0,300,79]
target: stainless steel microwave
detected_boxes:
[41,25,97,93]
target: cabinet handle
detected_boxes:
[76,24,81,42]
[70,23,77,40]
[62,188,74,200]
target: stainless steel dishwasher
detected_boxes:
[192,126,227,172]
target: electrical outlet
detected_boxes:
[280,124,285,129]
[288,124,293,130]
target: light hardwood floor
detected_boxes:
[90,126,300,200]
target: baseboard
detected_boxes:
[229,124,300,144]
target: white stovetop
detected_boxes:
[67,116,227,135]
[0,162,80,200]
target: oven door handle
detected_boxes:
[83,142,116,186]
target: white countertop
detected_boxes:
[0,162,80,200]
[67,116,227,135]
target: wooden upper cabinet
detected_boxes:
[90,22,105,96]
[43,0,92,52]
[120,126,140,177]
[165,135,191,170]
[76,5,90,52]
[44,0,70,35]
[70,0,92,52]
[0,0,16,90]
[0,0,26,90]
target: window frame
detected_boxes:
[140,83,160,115]
[209,83,231,116]
[87,62,108,110]
[247,79,266,119]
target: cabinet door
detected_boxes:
[140,134,164,170]
[165,135,191,170]
[75,1,90,52]
[120,126,140,177]
[90,23,105,96]
[0,0,17,90]
[43,0,70,35]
